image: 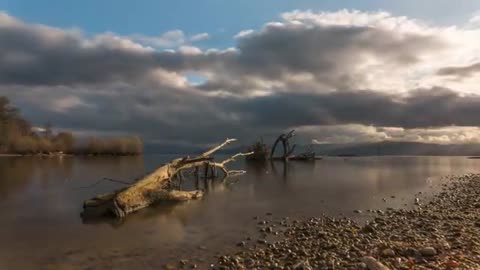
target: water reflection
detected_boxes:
[82,201,184,227]
[0,156,74,202]
[0,156,480,270]
[246,159,317,187]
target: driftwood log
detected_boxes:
[82,138,252,218]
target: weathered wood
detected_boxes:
[270,130,296,160]
[82,138,252,218]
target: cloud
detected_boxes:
[133,30,185,47]
[190,32,209,42]
[178,45,203,55]
[308,125,480,145]
[132,31,209,48]
[222,87,480,130]
[2,10,480,147]
[0,12,160,85]
[437,62,480,78]
[51,96,92,113]
[0,13,213,86]
[234,29,254,39]
[230,22,440,90]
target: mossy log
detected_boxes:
[82,138,252,218]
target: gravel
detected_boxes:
[206,173,480,269]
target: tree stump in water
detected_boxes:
[270,130,296,160]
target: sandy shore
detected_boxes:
[194,174,480,269]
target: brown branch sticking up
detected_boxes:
[82,138,251,219]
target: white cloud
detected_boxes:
[275,10,480,94]
[305,125,480,145]
[131,30,209,49]
[234,29,254,39]
[132,30,185,48]
[467,13,480,28]
[85,32,153,52]
[178,45,202,55]
[281,9,429,33]
[190,32,209,42]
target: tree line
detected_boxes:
[0,96,143,156]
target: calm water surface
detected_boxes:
[0,155,479,269]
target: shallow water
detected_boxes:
[0,155,479,269]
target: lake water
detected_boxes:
[0,155,479,269]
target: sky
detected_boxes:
[2,1,480,148]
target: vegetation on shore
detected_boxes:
[0,96,143,156]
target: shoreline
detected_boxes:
[193,174,480,269]
[0,154,23,157]
[0,153,143,157]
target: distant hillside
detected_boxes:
[146,141,480,156]
[312,141,480,156]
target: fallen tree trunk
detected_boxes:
[82,138,252,218]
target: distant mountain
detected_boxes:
[146,140,480,156]
[312,141,480,156]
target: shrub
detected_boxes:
[9,136,38,154]
[78,136,143,156]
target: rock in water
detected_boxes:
[362,256,391,270]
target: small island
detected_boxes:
[0,96,143,156]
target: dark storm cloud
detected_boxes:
[0,12,442,91]
[1,11,476,146]
[437,62,480,79]
[0,13,227,86]
[0,27,154,85]
[47,86,474,143]
[184,24,444,92]
[221,87,480,130]
[233,24,439,79]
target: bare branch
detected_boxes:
[286,129,295,139]
[221,151,254,166]
[200,138,237,157]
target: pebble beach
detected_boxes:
[208,174,480,270]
